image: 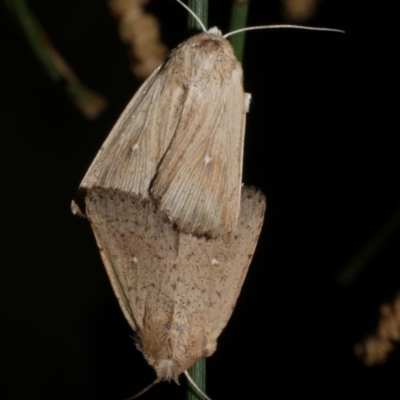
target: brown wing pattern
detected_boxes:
[77,31,246,239]
[84,185,265,380]
[150,33,246,238]
[80,65,186,198]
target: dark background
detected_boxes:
[1,0,400,399]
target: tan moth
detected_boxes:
[74,0,342,239]
[71,0,344,395]
[79,185,265,384]
[71,2,268,393]
[76,14,248,239]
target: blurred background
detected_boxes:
[1,0,400,399]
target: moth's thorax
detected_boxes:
[165,28,241,84]
[186,30,234,57]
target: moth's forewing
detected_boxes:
[75,30,247,239]
[84,185,265,381]
[175,186,265,345]
[150,32,246,239]
[75,64,182,206]
[84,187,176,333]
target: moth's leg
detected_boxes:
[245,93,252,113]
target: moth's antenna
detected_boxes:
[184,370,212,400]
[176,0,207,33]
[125,378,158,400]
[224,25,345,38]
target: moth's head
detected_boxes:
[181,30,237,66]
[152,350,215,383]
[154,359,182,383]
[207,26,223,36]
[136,323,217,382]
[143,340,217,383]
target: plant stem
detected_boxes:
[184,1,252,397]
[5,0,106,119]
[188,0,208,31]
[187,358,207,400]
[229,0,250,62]
[336,203,400,285]
[186,3,208,395]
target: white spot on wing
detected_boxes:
[131,256,138,263]
[132,143,139,153]
[204,154,212,166]
[245,93,252,113]
[211,257,219,265]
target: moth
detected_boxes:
[72,0,342,394]
[75,18,250,239]
[74,0,342,238]
[73,0,343,239]
[80,185,265,383]
[70,3,268,393]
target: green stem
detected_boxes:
[186,3,208,397]
[5,0,106,119]
[8,0,59,80]
[188,0,208,31]
[187,358,207,400]
[336,202,400,285]
[229,0,250,62]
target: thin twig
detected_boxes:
[5,0,106,119]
